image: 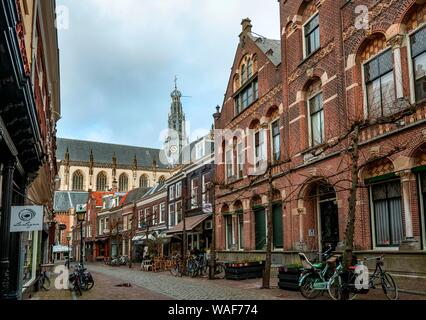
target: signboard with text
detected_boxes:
[10,206,44,232]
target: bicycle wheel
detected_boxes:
[300,274,321,299]
[73,278,82,296]
[327,273,357,300]
[382,273,398,300]
[85,278,94,291]
[214,264,225,279]
[41,276,51,291]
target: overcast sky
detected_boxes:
[57,0,280,149]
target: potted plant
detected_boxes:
[225,260,265,280]
[278,263,302,290]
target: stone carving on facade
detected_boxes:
[288,42,336,83]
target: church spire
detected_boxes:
[164,76,187,165]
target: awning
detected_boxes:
[132,234,156,242]
[52,245,71,253]
[166,213,212,234]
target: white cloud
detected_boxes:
[57,0,280,148]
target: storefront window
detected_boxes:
[22,231,38,287]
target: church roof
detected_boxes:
[56,138,169,169]
[120,187,151,205]
[249,34,281,66]
[54,191,89,212]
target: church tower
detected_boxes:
[164,77,187,165]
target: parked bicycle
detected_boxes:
[209,260,226,279]
[170,254,184,277]
[69,264,94,296]
[298,245,337,299]
[365,255,398,300]
[35,268,51,291]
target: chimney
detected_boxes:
[241,18,252,34]
[239,18,252,45]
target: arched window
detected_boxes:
[139,175,149,188]
[158,176,166,185]
[357,34,394,118]
[119,173,129,192]
[306,78,324,147]
[96,172,107,191]
[300,0,320,58]
[247,58,253,79]
[241,64,246,84]
[72,170,84,191]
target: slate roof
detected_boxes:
[120,187,151,205]
[250,35,281,66]
[54,191,89,212]
[56,138,169,169]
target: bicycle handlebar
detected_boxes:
[364,255,384,261]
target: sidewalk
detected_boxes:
[27,271,73,300]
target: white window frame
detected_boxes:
[307,91,324,147]
[236,141,244,179]
[361,47,395,119]
[176,200,183,224]
[152,205,158,225]
[225,145,234,181]
[408,24,426,104]
[302,11,320,59]
[144,208,149,224]
[202,174,208,205]
[169,203,175,227]
[176,182,182,198]
[160,202,166,224]
[191,178,198,209]
[169,185,175,201]
[269,118,281,162]
[254,128,267,169]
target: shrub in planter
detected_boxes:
[278,264,302,291]
[225,261,265,280]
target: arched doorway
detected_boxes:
[317,183,339,250]
[304,180,339,251]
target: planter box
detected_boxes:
[225,261,265,281]
[277,265,302,291]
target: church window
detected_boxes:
[72,170,84,191]
[119,173,129,192]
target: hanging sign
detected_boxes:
[10,206,44,232]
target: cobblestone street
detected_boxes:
[28,263,426,301]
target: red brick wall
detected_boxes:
[215,0,426,254]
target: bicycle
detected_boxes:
[170,254,184,277]
[298,245,336,299]
[35,269,51,291]
[365,255,398,300]
[69,264,95,295]
[327,262,360,300]
[211,260,226,279]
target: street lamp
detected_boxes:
[66,234,71,270]
[76,208,85,267]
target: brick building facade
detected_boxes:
[214,0,426,276]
